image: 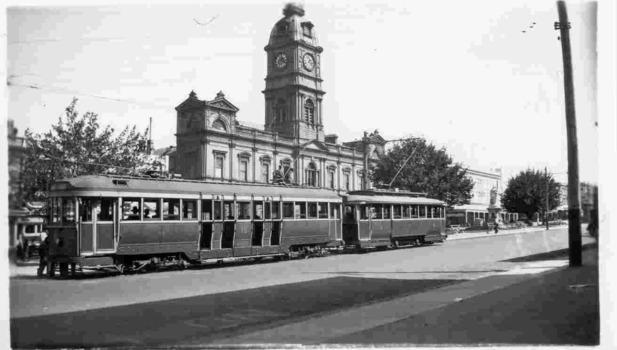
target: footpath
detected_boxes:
[215,228,600,346]
[446,224,568,241]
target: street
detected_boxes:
[10,227,596,347]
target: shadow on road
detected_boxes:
[500,243,596,263]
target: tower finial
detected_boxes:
[283,3,304,17]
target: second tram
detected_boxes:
[342,189,447,249]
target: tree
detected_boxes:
[21,98,159,201]
[501,168,561,221]
[370,137,474,207]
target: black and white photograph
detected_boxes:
[3,0,614,348]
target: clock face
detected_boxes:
[275,53,287,69]
[303,53,315,71]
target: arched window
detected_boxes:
[304,99,315,125]
[274,99,287,123]
[212,119,226,131]
[305,162,318,187]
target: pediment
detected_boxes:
[300,139,329,152]
[175,98,204,111]
[206,98,239,112]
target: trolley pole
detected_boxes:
[556,0,582,266]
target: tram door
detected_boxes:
[342,204,358,244]
[270,199,282,248]
[79,198,117,255]
[251,197,265,255]
[329,203,342,241]
[211,198,224,250]
[199,198,213,250]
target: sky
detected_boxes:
[4,0,601,185]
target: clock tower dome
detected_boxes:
[264,3,325,142]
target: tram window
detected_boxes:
[163,198,180,220]
[330,203,340,219]
[308,202,318,218]
[360,205,369,220]
[51,198,61,223]
[403,205,411,218]
[384,205,392,219]
[98,198,115,221]
[437,206,443,218]
[237,202,251,220]
[62,198,76,223]
[318,202,328,219]
[213,200,222,220]
[272,201,281,219]
[122,198,141,221]
[79,199,93,222]
[182,200,197,220]
[143,199,161,220]
[283,202,294,218]
[393,205,402,219]
[25,225,36,233]
[202,200,213,220]
[254,202,264,220]
[295,202,307,219]
[264,202,271,220]
[371,204,383,219]
[430,206,436,218]
[224,201,235,220]
[344,205,355,220]
[419,205,426,218]
[410,205,418,218]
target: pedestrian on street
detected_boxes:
[494,221,499,234]
[37,235,49,277]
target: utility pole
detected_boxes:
[556,1,582,266]
[545,167,550,230]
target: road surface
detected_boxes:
[10,227,594,347]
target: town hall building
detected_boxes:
[174,3,385,192]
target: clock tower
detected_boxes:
[264,3,325,142]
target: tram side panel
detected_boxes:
[234,221,252,257]
[370,220,391,247]
[281,219,330,249]
[118,222,199,260]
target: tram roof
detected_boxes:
[343,194,445,205]
[48,175,342,201]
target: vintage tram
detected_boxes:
[342,189,447,249]
[45,175,342,276]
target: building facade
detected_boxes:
[448,168,518,226]
[174,3,384,191]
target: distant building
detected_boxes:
[174,3,384,191]
[447,168,518,226]
[150,146,177,174]
[550,182,597,222]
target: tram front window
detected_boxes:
[62,198,76,223]
[51,198,61,223]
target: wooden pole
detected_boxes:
[557,1,582,266]
[546,166,550,230]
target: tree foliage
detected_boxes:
[21,99,159,201]
[501,168,562,220]
[371,137,474,207]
